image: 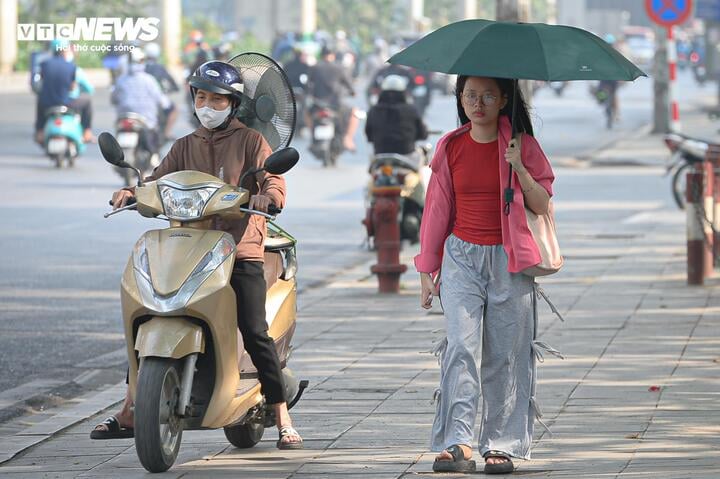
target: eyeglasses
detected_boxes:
[462,92,498,106]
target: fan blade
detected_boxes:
[248,119,282,151]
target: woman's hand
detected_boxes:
[420,272,439,309]
[111,189,135,210]
[249,194,272,213]
[504,136,526,173]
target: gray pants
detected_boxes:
[430,234,538,460]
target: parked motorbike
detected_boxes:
[308,99,344,167]
[99,133,307,473]
[664,132,710,210]
[115,113,159,186]
[43,106,86,168]
[363,143,433,246]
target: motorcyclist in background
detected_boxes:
[283,48,312,135]
[212,42,233,62]
[143,42,179,140]
[143,43,179,94]
[307,46,359,151]
[111,48,174,160]
[365,74,428,156]
[34,40,94,145]
[182,30,210,69]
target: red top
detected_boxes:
[447,132,503,245]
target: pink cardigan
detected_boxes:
[414,116,555,275]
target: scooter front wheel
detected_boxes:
[135,357,184,473]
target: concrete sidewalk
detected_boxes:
[1,120,720,477]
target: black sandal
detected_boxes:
[90,416,134,440]
[484,450,514,474]
[432,444,476,473]
[276,425,304,450]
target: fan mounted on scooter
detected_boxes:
[228,52,296,151]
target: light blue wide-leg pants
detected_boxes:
[430,234,537,460]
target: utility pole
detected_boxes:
[161,0,181,68]
[461,0,477,19]
[0,0,18,74]
[496,0,532,102]
[300,0,317,40]
[652,24,670,133]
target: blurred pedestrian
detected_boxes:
[415,75,555,474]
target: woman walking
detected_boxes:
[416,75,555,474]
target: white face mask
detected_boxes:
[194,104,231,130]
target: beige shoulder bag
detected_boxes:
[522,201,563,276]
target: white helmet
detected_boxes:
[381,74,408,92]
[130,47,146,63]
[144,42,161,60]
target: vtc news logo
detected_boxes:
[17,18,160,42]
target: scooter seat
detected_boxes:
[370,153,420,173]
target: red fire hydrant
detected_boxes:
[369,185,407,293]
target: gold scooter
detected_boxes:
[99,133,307,473]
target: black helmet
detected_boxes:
[188,60,243,105]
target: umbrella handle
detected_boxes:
[505,79,521,216]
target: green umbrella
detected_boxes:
[388,19,646,81]
[389,19,646,215]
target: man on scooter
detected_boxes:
[95,60,303,450]
[111,47,174,156]
[365,74,428,156]
[34,40,94,145]
[307,46,359,151]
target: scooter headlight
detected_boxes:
[159,185,218,220]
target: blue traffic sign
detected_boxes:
[645,0,693,26]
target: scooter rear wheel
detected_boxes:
[135,358,183,473]
[224,421,265,448]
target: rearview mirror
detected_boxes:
[264,147,299,175]
[98,132,127,167]
[98,132,144,186]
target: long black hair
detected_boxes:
[455,75,534,137]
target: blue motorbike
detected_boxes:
[43,106,86,168]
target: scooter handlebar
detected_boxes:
[107,196,137,207]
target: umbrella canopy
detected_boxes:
[388,19,646,81]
